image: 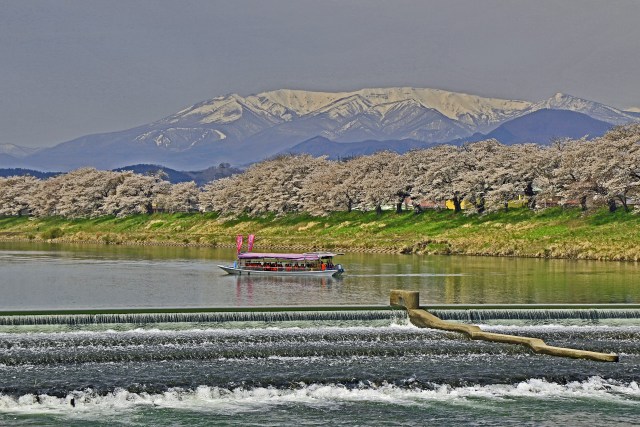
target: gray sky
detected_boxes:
[1,0,639,148]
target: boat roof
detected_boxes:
[237,252,341,261]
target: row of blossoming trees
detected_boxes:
[1,125,639,219]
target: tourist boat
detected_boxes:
[218,251,345,277]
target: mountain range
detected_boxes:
[0,163,242,186]
[1,88,638,171]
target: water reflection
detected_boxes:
[1,241,640,309]
[234,275,339,306]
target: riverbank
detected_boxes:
[1,207,640,261]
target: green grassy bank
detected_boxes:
[1,207,640,261]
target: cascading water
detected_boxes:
[0,309,405,327]
[431,308,640,322]
[1,309,639,426]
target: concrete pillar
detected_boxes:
[390,290,420,309]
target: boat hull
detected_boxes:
[218,265,342,277]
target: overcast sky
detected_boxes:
[2,0,639,148]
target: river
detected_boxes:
[0,242,639,425]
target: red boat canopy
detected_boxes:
[237,252,339,261]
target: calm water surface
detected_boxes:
[1,241,639,310]
[0,242,639,426]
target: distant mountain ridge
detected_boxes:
[1,87,636,171]
[458,109,613,146]
[114,163,242,186]
[283,136,439,160]
[0,163,242,186]
[0,168,59,180]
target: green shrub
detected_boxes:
[41,227,64,240]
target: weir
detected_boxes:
[430,308,640,321]
[390,290,620,363]
[0,308,405,326]
[2,304,640,326]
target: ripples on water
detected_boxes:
[0,313,639,426]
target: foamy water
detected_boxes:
[0,319,639,425]
[1,378,639,426]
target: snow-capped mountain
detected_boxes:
[528,92,637,125]
[0,143,39,158]
[8,87,638,171]
[320,99,470,143]
[624,107,640,119]
[156,87,534,143]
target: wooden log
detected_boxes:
[390,290,618,363]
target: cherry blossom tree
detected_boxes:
[155,181,200,213]
[56,169,124,218]
[199,176,244,215]
[483,143,547,213]
[412,144,466,212]
[359,151,405,215]
[28,175,65,217]
[533,125,640,212]
[300,160,359,215]
[200,155,327,215]
[581,126,640,212]
[101,172,171,217]
[0,175,39,216]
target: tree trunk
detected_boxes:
[504,201,509,212]
[396,202,403,214]
[608,199,617,213]
[453,197,462,213]
[347,199,352,213]
[618,196,629,212]
[525,182,536,209]
[580,196,588,211]
[375,205,383,216]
